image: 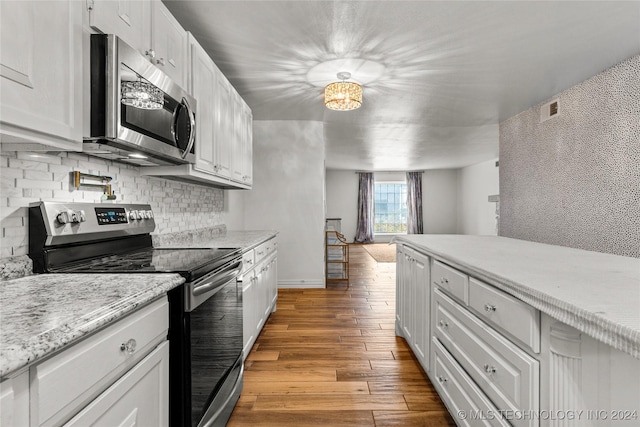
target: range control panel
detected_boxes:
[30,202,156,246]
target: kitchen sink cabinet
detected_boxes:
[0,0,83,151]
[88,0,187,88]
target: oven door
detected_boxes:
[169,264,244,427]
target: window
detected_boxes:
[374,182,407,233]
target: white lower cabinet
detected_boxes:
[29,297,169,427]
[398,243,640,427]
[64,341,168,427]
[433,338,510,427]
[395,245,430,373]
[0,371,29,426]
[242,238,278,358]
[434,287,539,427]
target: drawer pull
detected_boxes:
[438,320,449,328]
[440,277,449,284]
[483,364,496,375]
[120,338,137,354]
[437,376,448,384]
[484,304,497,313]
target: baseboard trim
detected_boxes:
[278,279,325,289]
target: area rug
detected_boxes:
[362,243,396,263]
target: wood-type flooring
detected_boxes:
[228,244,455,426]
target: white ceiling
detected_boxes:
[163,1,640,171]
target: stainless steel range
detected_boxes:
[29,202,244,427]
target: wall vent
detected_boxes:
[540,99,560,122]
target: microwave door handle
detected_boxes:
[171,98,196,159]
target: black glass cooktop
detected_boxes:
[51,247,241,278]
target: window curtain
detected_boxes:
[406,171,424,234]
[354,172,375,243]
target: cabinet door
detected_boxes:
[395,245,405,335]
[411,249,429,371]
[88,0,151,55]
[234,100,253,185]
[401,250,413,343]
[0,372,29,427]
[213,74,233,178]
[190,35,216,174]
[242,271,255,357]
[0,0,83,150]
[64,341,169,427]
[231,93,245,183]
[151,1,187,88]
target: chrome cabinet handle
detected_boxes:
[484,304,497,313]
[120,338,137,354]
[440,277,449,284]
[156,57,166,66]
[483,364,496,375]
[145,49,155,59]
[438,320,449,328]
[437,376,447,384]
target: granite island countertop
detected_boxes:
[0,273,185,378]
[394,235,640,359]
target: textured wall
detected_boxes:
[499,55,640,257]
[0,151,225,258]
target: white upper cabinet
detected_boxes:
[214,74,234,179]
[88,0,187,88]
[0,0,83,150]
[150,1,187,88]
[232,96,253,185]
[88,0,151,55]
[190,34,217,174]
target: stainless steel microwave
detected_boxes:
[84,34,196,166]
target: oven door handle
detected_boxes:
[192,261,242,297]
[198,362,244,427]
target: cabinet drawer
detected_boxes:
[434,289,539,427]
[254,242,268,261]
[468,278,540,353]
[432,260,468,303]
[241,249,255,274]
[432,338,510,427]
[31,298,169,426]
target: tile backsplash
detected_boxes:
[0,151,225,258]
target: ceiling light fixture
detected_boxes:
[324,72,362,111]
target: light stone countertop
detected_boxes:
[0,230,277,379]
[0,273,185,378]
[394,235,640,359]
[154,230,278,251]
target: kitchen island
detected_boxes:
[394,235,639,427]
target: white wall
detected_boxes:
[423,169,459,234]
[244,120,326,288]
[325,170,358,241]
[222,189,246,230]
[456,158,499,235]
